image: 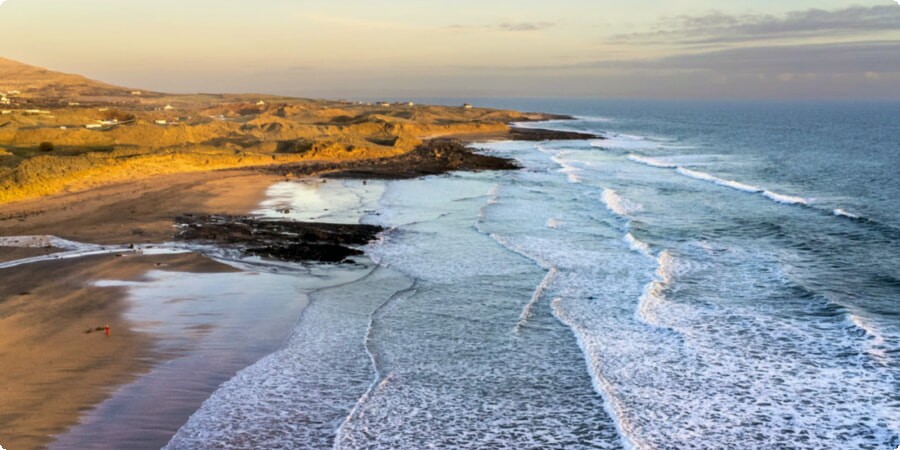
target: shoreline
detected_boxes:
[0,252,239,450]
[0,123,594,448]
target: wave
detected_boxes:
[762,190,809,205]
[550,298,642,450]
[847,313,892,366]
[676,167,762,193]
[551,155,583,184]
[514,267,559,332]
[627,154,678,168]
[635,250,677,331]
[624,233,653,259]
[833,208,861,220]
[634,163,814,208]
[601,189,643,218]
[593,133,694,151]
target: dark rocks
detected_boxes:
[325,138,520,179]
[507,127,600,141]
[175,214,384,263]
[263,138,520,180]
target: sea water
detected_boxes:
[167,100,898,449]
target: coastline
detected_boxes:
[0,124,591,448]
[0,170,282,448]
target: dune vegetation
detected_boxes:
[0,57,551,203]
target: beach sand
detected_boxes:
[0,170,277,449]
[0,252,239,450]
[0,169,282,245]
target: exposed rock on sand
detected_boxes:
[175,214,384,263]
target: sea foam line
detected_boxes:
[833,208,861,220]
[624,233,653,259]
[676,167,762,193]
[551,297,640,450]
[333,284,419,449]
[627,154,677,168]
[551,155,583,184]
[514,266,558,333]
[627,154,814,207]
[635,250,677,331]
[847,312,892,366]
[601,188,643,218]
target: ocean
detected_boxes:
[159,100,899,449]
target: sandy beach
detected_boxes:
[0,252,240,449]
[0,168,284,448]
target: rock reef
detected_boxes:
[175,214,384,263]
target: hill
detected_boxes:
[0,58,563,203]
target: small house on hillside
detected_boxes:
[463,103,473,109]
[164,104,175,111]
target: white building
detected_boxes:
[164,104,175,111]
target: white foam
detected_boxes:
[514,266,558,332]
[676,167,762,193]
[624,233,653,259]
[592,133,694,151]
[833,208,861,219]
[635,250,677,330]
[551,297,641,450]
[847,313,891,365]
[546,218,562,229]
[574,115,614,123]
[601,189,643,218]
[551,154,583,184]
[627,154,678,168]
[762,190,809,205]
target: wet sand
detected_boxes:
[0,169,279,448]
[0,252,238,450]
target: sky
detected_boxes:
[0,0,898,99]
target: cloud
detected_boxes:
[614,5,900,44]
[647,40,900,73]
[497,22,554,32]
[462,40,900,82]
[447,21,554,33]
